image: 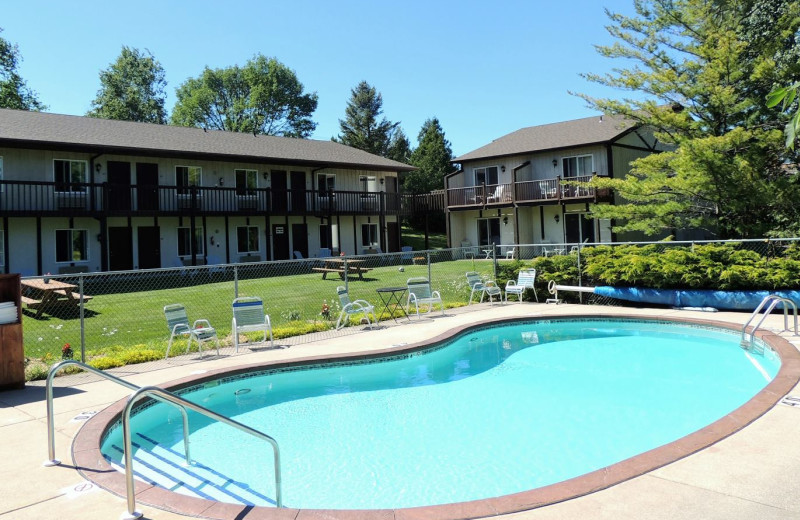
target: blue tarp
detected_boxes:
[593,286,800,311]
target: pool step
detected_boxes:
[107,432,275,507]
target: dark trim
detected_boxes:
[606,144,614,179]
[609,142,656,153]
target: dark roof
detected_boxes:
[453,114,637,163]
[0,109,414,172]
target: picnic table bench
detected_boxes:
[20,279,93,317]
[312,266,373,280]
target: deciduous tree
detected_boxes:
[172,54,318,138]
[87,46,167,123]
[575,0,800,238]
[0,28,45,111]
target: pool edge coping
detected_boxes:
[71,313,800,520]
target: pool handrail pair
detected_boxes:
[740,294,798,351]
[44,360,283,519]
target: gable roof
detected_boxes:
[452,114,637,163]
[0,109,415,172]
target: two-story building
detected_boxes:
[0,109,417,275]
[446,114,674,252]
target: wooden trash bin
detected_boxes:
[0,274,24,390]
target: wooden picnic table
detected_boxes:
[312,258,373,280]
[20,279,93,318]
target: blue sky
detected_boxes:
[2,0,636,157]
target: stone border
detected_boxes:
[72,314,800,520]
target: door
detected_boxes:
[272,223,290,260]
[290,171,306,212]
[271,170,288,213]
[136,163,159,211]
[108,227,133,271]
[291,223,308,258]
[385,176,398,212]
[108,161,132,211]
[565,213,596,244]
[387,221,400,252]
[137,226,161,269]
[477,218,501,247]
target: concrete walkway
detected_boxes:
[2,303,800,520]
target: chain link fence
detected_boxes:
[22,237,800,379]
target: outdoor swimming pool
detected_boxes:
[100,318,780,510]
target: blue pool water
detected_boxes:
[101,319,780,509]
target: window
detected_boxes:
[359,175,377,192]
[237,226,260,254]
[474,166,498,186]
[0,230,4,267]
[317,173,335,194]
[54,159,88,192]
[0,156,3,193]
[562,155,593,178]
[177,227,204,257]
[235,169,258,196]
[176,166,202,195]
[55,229,88,262]
[361,223,379,248]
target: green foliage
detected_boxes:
[386,128,412,164]
[334,81,399,156]
[576,0,800,238]
[87,46,167,124]
[579,243,797,291]
[172,54,318,137]
[767,82,800,149]
[405,118,454,194]
[0,28,45,110]
[24,362,49,381]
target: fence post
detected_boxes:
[79,274,86,362]
[234,265,239,299]
[577,244,583,304]
[344,257,349,291]
[427,251,431,282]
[492,242,497,280]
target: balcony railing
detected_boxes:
[0,181,444,217]
[447,175,604,209]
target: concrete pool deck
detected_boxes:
[2,303,800,520]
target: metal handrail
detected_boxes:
[44,360,190,467]
[122,386,282,519]
[741,295,799,350]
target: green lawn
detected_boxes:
[23,255,506,363]
[400,226,448,250]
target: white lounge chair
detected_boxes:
[163,304,220,359]
[406,277,445,318]
[335,286,377,330]
[505,269,538,303]
[466,271,502,305]
[232,297,274,352]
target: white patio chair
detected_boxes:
[335,286,377,330]
[163,304,220,359]
[505,246,517,260]
[505,269,538,303]
[406,277,445,318]
[232,296,274,352]
[466,271,486,304]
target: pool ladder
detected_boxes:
[740,295,798,353]
[44,360,283,520]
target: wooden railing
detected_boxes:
[0,181,445,217]
[448,175,601,208]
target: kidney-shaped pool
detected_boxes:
[95,317,783,510]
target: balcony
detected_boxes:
[0,181,445,218]
[447,175,609,209]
